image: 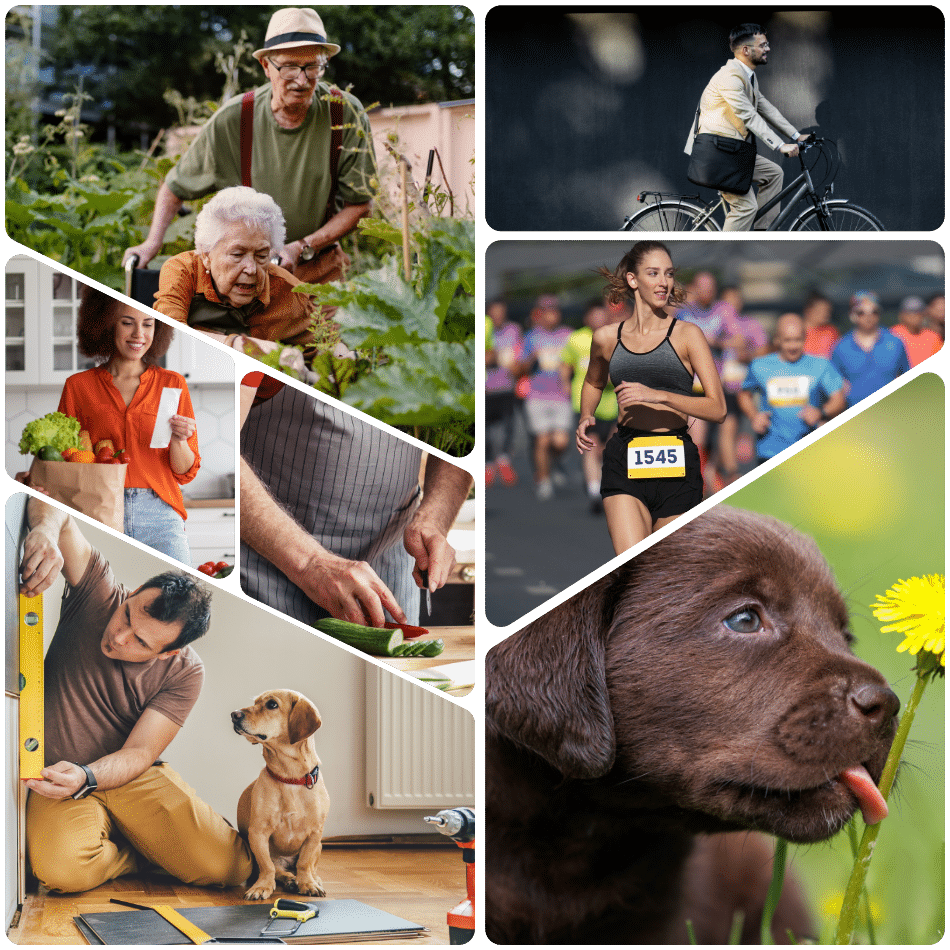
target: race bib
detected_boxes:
[627,435,685,479]
[722,357,747,386]
[537,347,561,372]
[765,375,810,407]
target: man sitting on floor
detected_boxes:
[20,497,252,893]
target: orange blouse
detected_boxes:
[57,365,201,521]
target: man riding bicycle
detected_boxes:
[685,23,810,231]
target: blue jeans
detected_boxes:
[124,488,190,565]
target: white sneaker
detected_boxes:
[536,479,554,501]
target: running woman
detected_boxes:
[577,242,726,554]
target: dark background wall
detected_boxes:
[486,7,944,231]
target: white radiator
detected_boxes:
[365,666,476,809]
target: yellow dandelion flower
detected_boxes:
[822,892,883,925]
[871,574,945,667]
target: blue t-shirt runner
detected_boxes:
[831,328,910,408]
[741,352,845,460]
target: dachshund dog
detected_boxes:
[231,689,330,901]
[486,506,899,944]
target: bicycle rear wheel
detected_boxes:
[791,201,884,231]
[621,199,721,232]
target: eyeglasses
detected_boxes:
[268,61,326,80]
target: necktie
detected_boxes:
[750,72,757,102]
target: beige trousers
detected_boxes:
[26,763,252,893]
[720,155,785,231]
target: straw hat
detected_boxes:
[253,8,341,62]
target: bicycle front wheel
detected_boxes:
[791,201,884,232]
[622,199,721,232]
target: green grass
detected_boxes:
[730,372,945,944]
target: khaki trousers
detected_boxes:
[720,155,784,231]
[26,764,252,894]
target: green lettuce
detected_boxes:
[19,412,82,456]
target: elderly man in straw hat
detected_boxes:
[124,8,377,284]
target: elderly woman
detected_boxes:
[154,186,318,347]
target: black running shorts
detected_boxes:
[600,426,703,519]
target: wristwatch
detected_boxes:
[71,764,98,799]
[298,242,316,262]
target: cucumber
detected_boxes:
[313,618,404,656]
[390,642,423,657]
[391,638,445,658]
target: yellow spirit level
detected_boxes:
[18,593,44,780]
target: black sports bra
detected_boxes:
[607,318,694,396]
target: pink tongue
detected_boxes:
[839,765,888,825]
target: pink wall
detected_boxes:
[368,100,476,218]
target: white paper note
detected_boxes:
[149,388,182,449]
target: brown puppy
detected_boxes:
[231,689,330,901]
[486,506,899,944]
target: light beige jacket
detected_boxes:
[685,59,799,154]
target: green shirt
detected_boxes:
[562,326,618,420]
[165,82,378,243]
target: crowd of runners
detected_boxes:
[486,250,943,552]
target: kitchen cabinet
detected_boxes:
[164,330,235,385]
[184,502,236,570]
[5,256,96,386]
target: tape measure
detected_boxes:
[18,592,44,780]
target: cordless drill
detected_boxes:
[424,807,475,944]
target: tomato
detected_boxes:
[197,562,216,576]
[94,449,113,464]
[213,561,230,574]
[115,450,131,465]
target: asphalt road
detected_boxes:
[484,414,759,628]
[485,447,615,628]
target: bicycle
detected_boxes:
[621,137,883,232]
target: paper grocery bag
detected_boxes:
[30,460,128,533]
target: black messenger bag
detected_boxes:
[686,107,757,195]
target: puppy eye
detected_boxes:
[723,607,763,633]
[265,699,279,709]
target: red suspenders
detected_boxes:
[238,88,344,225]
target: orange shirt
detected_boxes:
[890,324,943,367]
[57,365,201,521]
[155,252,317,348]
[803,324,840,360]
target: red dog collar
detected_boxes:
[266,764,320,789]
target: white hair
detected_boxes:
[194,186,286,255]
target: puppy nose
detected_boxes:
[850,682,900,727]
[231,710,244,723]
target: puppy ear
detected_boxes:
[486,573,622,779]
[288,695,321,743]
